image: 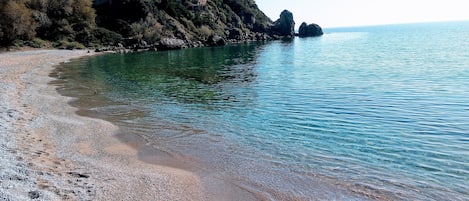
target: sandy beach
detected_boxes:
[0,50,214,200]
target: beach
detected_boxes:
[4,23,468,200]
[0,50,212,200]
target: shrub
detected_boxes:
[0,1,37,46]
[25,38,48,48]
[198,25,213,38]
[129,14,163,43]
[93,27,123,46]
[12,39,25,48]
[54,40,85,50]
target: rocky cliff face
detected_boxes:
[94,0,273,49]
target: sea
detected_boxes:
[51,21,469,200]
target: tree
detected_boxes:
[0,0,36,46]
[70,0,96,45]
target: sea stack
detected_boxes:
[271,10,295,37]
[298,22,324,37]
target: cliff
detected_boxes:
[0,0,273,49]
[0,0,322,50]
[93,0,274,49]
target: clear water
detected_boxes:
[52,21,469,200]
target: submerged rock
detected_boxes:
[298,22,323,37]
[271,10,295,37]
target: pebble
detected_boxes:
[28,191,40,199]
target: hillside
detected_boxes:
[94,0,273,48]
[0,0,96,48]
[0,0,275,50]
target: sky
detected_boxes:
[255,0,469,28]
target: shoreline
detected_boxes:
[0,50,213,200]
[0,49,377,201]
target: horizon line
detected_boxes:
[320,19,469,29]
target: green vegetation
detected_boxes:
[94,0,273,46]
[0,0,96,47]
[0,0,273,49]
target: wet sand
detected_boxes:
[0,50,212,200]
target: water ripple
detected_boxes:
[53,22,469,200]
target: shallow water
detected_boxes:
[52,21,469,200]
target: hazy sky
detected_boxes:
[255,0,469,28]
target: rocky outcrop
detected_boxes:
[270,10,295,37]
[298,22,323,37]
[206,34,226,46]
[157,38,187,50]
[92,8,324,53]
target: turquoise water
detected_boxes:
[53,21,469,200]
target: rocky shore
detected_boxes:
[94,9,322,54]
[0,50,225,200]
[2,0,323,52]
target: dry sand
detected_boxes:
[0,50,212,200]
